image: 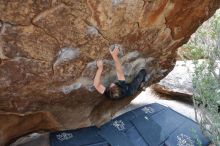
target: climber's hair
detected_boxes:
[106,85,121,99]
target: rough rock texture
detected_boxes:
[152,60,220,102]
[152,60,194,102]
[10,134,50,146]
[0,0,220,145]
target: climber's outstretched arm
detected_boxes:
[94,60,106,94]
[110,47,125,81]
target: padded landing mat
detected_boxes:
[131,116,165,146]
[50,126,109,146]
[131,103,167,117]
[50,103,210,146]
[164,120,210,146]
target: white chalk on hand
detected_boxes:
[109,44,124,57]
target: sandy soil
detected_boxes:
[114,87,196,121]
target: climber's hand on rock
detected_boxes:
[96,60,103,69]
[110,46,119,58]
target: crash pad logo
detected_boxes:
[141,107,155,114]
[112,120,126,131]
[56,132,74,141]
[177,133,194,146]
[144,116,149,120]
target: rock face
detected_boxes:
[152,60,220,102]
[152,60,194,102]
[0,0,219,145]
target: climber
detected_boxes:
[93,46,147,99]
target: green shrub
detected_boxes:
[186,9,220,145]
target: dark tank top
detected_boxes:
[104,80,131,99]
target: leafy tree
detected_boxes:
[183,9,220,145]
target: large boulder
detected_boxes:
[152,60,220,102]
[0,0,219,145]
[152,60,194,102]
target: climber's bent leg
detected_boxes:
[128,69,146,95]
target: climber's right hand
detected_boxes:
[96,60,103,69]
[110,46,119,58]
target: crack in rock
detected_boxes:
[86,26,100,36]
[0,20,3,34]
[31,22,61,48]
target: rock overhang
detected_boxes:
[0,0,220,145]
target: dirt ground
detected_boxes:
[114,87,196,121]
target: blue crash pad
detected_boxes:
[150,109,188,136]
[131,115,165,146]
[50,126,109,146]
[97,104,167,146]
[131,103,167,117]
[49,103,210,146]
[126,126,149,146]
[112,110,136,123]
[131,109,188,145]
[98,111,149,146]
[165,119,210,146]
[98,112,135,146]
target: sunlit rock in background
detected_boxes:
[152,60,194,102]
